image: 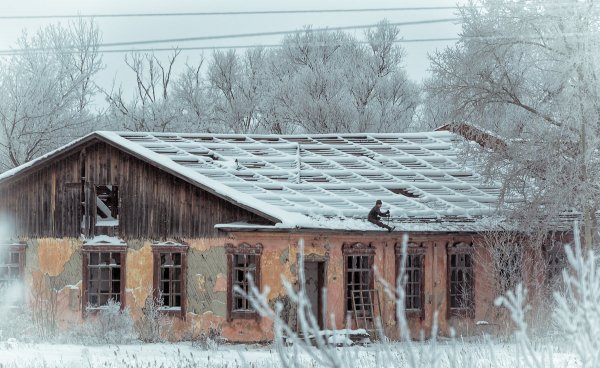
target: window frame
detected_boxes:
[395,242,426,319]
[152,242,189,319]
[225,243,263,321]
[343,242,375,315]
[92,184,120,235]
[0,243,26,305]
[81,244,127,313]
[447,242,475,318]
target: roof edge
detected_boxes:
[0,132,100,184]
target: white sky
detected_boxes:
[0,0,465,106]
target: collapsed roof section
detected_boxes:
[0,130,514,231]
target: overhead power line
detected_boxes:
[0,18,459,53]
[0,7,459,19]
[0,38,461,56]
[102,18,459,48]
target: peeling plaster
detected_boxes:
[37,239,79,276]
[212,273,227,292]
[187,247,227,317]
[126,242,153,316]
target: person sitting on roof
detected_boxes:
[368,200,394,232]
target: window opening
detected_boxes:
[448,242,474,317]
[152,243,189,317]
[226,243,262,320]
[396,243,426,318]
[346,254,374,314]
[95,185,119,227]
[0,244,25,305]
[84,249,125,310]
[232,254,257,312]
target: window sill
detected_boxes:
[448,309,474,319]
[158,307,185,319]
[229,311,260,321]
[405,309,425,319]
[85,305,125,315]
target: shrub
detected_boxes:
[67,299,136,345]
[135,293,174,343]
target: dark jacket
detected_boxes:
[368,206,389,221]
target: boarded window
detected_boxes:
[343,243,375,314]
[447,242,474,317]
[95,185,119,227]
[152,243,188,317]
[396,243,425,318]
[0,243,26,304]
[83,246,126,310]
[226,243,262,320]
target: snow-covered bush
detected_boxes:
[0,304,31,342]
[135,292,174,343]
[70,300,136,345]
[553,227,600,367]
[30,274,59,339]
[190,323,224,351]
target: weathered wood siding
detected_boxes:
[0,140,271,239]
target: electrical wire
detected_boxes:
[0,38,461,56]
[97,18,460,48]
[0,1,591,20]
[0,18,460,54]
[0,7,459,19]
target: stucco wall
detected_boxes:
[16,232,507,342]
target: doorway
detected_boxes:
[303,261,326,329]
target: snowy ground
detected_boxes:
[0,340,581,368]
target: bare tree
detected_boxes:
[0,19,102,171]
[105,50,188,132]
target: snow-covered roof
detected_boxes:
[0,130,512,232]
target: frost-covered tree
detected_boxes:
[263,21,420,134]
[172,58,216,132]
[426,0,600,247]
[107,21,419,135]
[206,48,268,133]
[0,19,102,171]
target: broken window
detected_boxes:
[95,185,119,227]
[343,243,375,314]
[396,243,425,318]
[83,247,126,310]
[0,243,25,304]
[447,242,474,317]
[226,243,262,320]
[152,243,188,317]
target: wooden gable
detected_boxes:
[0,138,274,239]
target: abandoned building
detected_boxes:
[0,131,566,341]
